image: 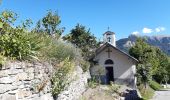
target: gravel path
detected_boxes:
[152,90,170,100]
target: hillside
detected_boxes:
[116,35,170,55]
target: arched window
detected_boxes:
[105,59,114,64]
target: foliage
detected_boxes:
[0,54,6,69]
[51,57,74,96]
[0,29,41,60]
[35,10,64,37]
[149,80,162,91]
[129,38,170,86]
[63,24,99,60]
[138,84,154,100]
[0,11,40,60]
[108,82,120,94]
[88,76,99,88]
[38,35,82,63]
[80,60,90,72]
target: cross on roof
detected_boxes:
[106,48,112,58]
[107,27,110,31]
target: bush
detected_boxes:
[0,29,41,60]
[108,82,120,94]
[0,54,6,69]
[138,84,154,100]
[88,76,99,88]
[149,80,162,90]
[51,57,75,97]
[80,61,90,72]
[37,34,82,63]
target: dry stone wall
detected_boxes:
[0,61,90,100]
[57,66,90,100]
[0,61,54,100]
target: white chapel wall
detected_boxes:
[91,46,136,86]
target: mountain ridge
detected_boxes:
[116,35,170,55]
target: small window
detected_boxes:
[105,59,114,64]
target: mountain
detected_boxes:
[116,35,170,55]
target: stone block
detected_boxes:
[0,70,9,78]
[0,76,14,84]
[8,68,23,75]
[40,93,53,100]
[17,89,32,99]
[26,67,34,73]
[0,84,17,94]
[15,72,28,81]
[0,94,16,100]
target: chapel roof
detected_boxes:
[103,31,115,35]
[95,42,138,63]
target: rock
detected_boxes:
[40,93,53,100]
[17,89,32,99]
[0,76,14,84]
[15,72,28,81]
[0,84,17,94]
[0,94,16,100]
[0,70,9,78]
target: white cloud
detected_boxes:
[142,27,153,34]
[155,27,165,32]
[131,31,139,35]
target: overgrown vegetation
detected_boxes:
[0,9,93,97]
[138,84,154,100]
[88,76,100,88]
[108,82,120,94]
[51,57,75,97]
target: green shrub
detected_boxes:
[80,61,90,72]
[0,54,6,69]
[88,76,99,88]
[149,80,162,90]
[108,82,120,94]
[138,84,154,100]
[0,29,41,60]
[51,57,74,96]
[38,35,81,63]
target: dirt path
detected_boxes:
[151,90,170,100]
[81,85,121,100]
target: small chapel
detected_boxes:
[90,31,138,88]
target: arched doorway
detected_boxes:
[105,59,114,84]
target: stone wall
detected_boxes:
[57,66,90,100]
[0,61,54,100]
[0,61,90,100]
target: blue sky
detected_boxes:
[0,0,170,40]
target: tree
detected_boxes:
[63,24,99,60]
[35,10,64,37]
[129,38,170,86]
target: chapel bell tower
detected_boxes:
[103,31,116,47]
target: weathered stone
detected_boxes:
[26,67,34,73]
[15,72,28,81]
[0,84,17,94]
[27,72,34,80]
[0,70,9,78]
[0,61,55,100]
[40,93,53,100]
[0,76,14,84]
[0,94,16,100]
[8,90,18,95]
[8,68,23,75]
[17,89,32,99]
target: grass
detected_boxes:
[149,80,162,91]
[138,84,154,100]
